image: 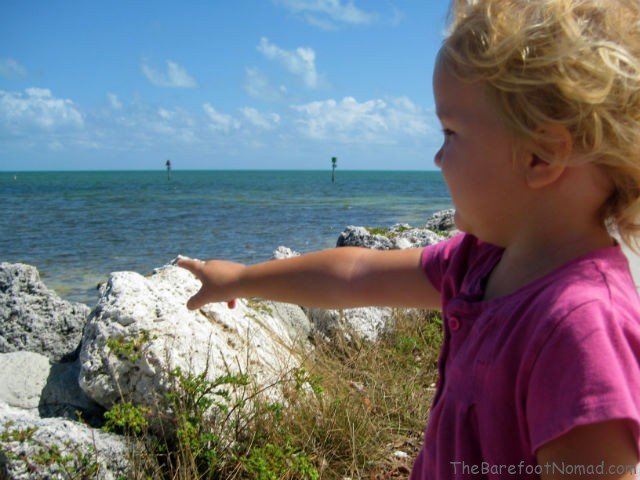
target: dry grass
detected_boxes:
[105,308,443,479]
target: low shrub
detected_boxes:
[103,308,442,479]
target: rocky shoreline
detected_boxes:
[0,210,456,479]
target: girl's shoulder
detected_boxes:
[502,242,640,362]
[532,241,639,323]
[421,232,503,294]
[425,232,640,327]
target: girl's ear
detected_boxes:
[523,124,573,189]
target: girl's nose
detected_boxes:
[434,148,443,168]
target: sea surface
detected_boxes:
[1,170,452,306]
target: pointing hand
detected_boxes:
[176,257,243,310]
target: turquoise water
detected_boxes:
[1,170,451,305]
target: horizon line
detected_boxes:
[2,168,441,173]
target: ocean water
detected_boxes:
[1,170,451,305]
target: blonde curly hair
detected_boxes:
[440,0,640,250]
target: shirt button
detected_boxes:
[449,316,461,331]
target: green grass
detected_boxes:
[103,308,443,479]
[365,225,413,240]
[0,421,102,478]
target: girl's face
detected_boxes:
[433,58,527,246]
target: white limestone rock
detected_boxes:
[336,226,394,250]
[306,306,394,342]
[425,209,459,237]
[388,224,445,249]
[0,352,50,411]
[272,246,301,260]
[0,351,102,422]
[0,403,128,480]
[79,261,310,410]
[0,263,89,362]
[336,224,444,251]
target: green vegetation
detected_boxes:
[31,443,101,478]
[0,422,101,478]
[365,226,391,236]
[246,298,274,316]
[106,330,153,362]
[102,308,443,479]
[366,225,412,238]
[104,401,150,436]
[1,421,37,442]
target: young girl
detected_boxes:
[179,0,640,477]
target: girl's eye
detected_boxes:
[441,129,455,145]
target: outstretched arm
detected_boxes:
[177,247,440,311]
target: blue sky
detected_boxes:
[0,1,450,171]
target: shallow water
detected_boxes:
[1,170,451,305]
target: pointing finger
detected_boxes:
[177,257,203,276]
[187,288,208,310]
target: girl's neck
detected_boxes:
[482,224,615,301]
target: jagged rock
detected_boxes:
[336,224,444,251]
[0,403,128,480]
[258,300,312,341]
[0,263,89,362]
[389,224,447,249]
[79,262,310,410]
[425,209,459,237]
[306,307,394,342]
[0,352,103,423]
[272,246,301,260]
[337,226,395,250]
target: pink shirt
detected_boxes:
[411,233,640,479]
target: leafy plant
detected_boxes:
[103,401,150,436]
[106,330,152,362]
[0,421,37,442]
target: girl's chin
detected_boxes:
[452,210,476,237]
[452,209,466,231]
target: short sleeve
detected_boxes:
[526,300,640,455]
[420,233,467,294]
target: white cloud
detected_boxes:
[141,60,197,88]
[258,37,321,89]
[151,107,197,143]
[203,103,240,132]
[48,140,64,151]
[274,0,378,29]
[158,108,173,121]
[0,58,27,79]
[107,92,122,110]
[290,96,430,143]
[90,99,202,150]
[0,88,84,130]
[244,67,287,101]
[384,97,432,136]
[241,107,280,130]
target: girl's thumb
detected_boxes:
[186,289,207,310]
